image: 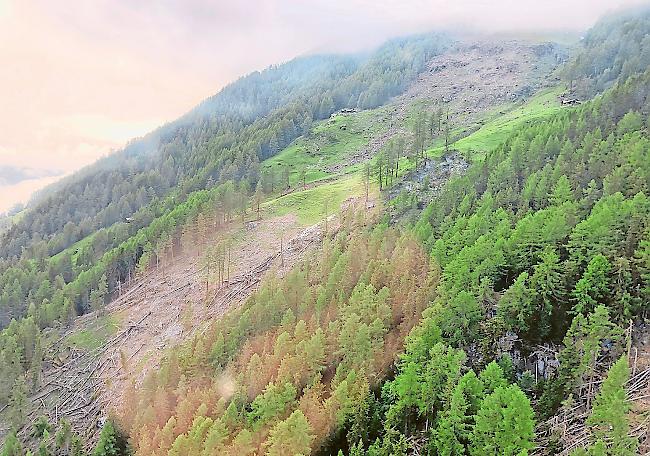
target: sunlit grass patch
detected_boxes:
[263,173,368,225]
[262,107,389,185]
[427,86,565,161]
[66,314,120,351]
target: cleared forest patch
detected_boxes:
[333,39,564,172]
[19,209,323,448]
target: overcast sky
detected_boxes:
[0,0,646,212]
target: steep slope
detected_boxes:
[0,33,450,328]
[401,67,650,456]
[0,33,451,450]
[3,10,649,455]
[0,32,568,453]
[330,40,564,172]
[110,30,648,456]
[85,41,568,454]
[20,212,326,446]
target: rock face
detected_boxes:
[387,153,469,203]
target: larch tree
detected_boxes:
[298,167,307,191]
[228,428,255,455]
[8,375,27,430]
[90,274,108,314]
[572,254,612,315]
[180,222,195,254]
[529,247,566,338]
[470,385,535,456]
[92,420,130,456]
[478,361,507,395]
[376,152,386,191]
[282,164,291,190]
[497,271,535,334]
[582,356,638,456]
[254,183,264,220]
[265,410,314,456]
[432,386,472,456]
[54,418,73,454]
[443,108,452,153]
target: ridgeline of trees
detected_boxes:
[563,6,650,97]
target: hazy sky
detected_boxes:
[0,0,646,211]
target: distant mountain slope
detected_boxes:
[0,166,62,187]
[0,34,450,331]
[564,6,650,96]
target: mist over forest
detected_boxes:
[0,2,649,456]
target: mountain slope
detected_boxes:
[0,31,568,453]
[0,34,451,330]
[2,10,649,456]
[114,24,648,456]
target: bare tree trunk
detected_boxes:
[280,233,284,267]
[206,263,210,297]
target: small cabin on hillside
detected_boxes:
[558,93,581,106]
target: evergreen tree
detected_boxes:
[55,418,73,454]
[254,183,264,220]
[8,375,28,430]
[93,420,130,456]
[497,272,535,334]
[470,385,535,456]
[529,247,566,338]
[432,386,472,456]
[582,356,638,455]
[572,255,612,315]
[265,410,314,456]
[1,431,22,456]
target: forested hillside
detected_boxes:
[564,7,650,97]
[1,34,448,264]
[0,33,448,325]
[104,68,649,456]
[0,32,453,452]
[2,6,650,456]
